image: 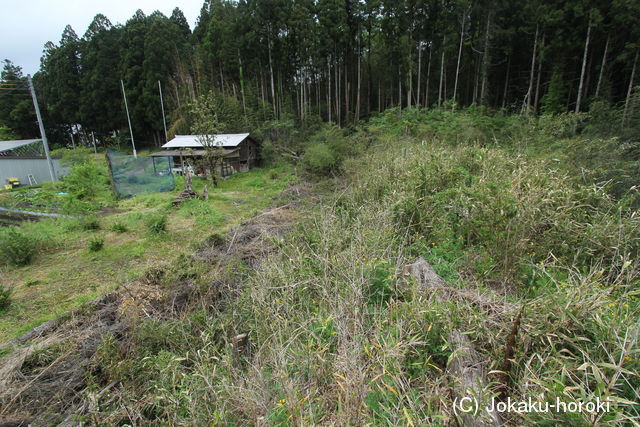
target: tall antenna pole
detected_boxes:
[27,75,56,182]
[120,79,137,157]
[158,80,168,143]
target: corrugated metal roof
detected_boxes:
[162,133,250,149]
[0,139,41,153]
[150,149,239,157]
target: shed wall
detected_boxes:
[0,158,69,186]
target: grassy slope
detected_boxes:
[0,164,294,342]
[1,109,638,425]
[84,109,639,425]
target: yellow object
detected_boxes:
[3,184,12,190]
[7,177,19,182]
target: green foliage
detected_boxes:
[53,147,95,167]
[365,259,397,305]
[81,216,101,231]
[27,107,639,426]
[0,285,12,312]
[302,124,353,175]
[62,161,108,200]
[111,221,128,233]
[0,125,16,140]
[540,67,567,115]
[0,60,37,138]
[303,143,338,175]
[146,214,167,234]
[177,199,225,227]
[0,228,37,266]
[88,236,105,252]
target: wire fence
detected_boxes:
[106,150,175,198]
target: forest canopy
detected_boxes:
[0,0,639,146]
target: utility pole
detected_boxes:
[69,128,76,149]
[158,80,168,143]
[27,75,56,182]
[91,131,97,154]
[120,79,137,157]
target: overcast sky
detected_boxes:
[0,0,201,76]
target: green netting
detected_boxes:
[0,140,44,157]
[106,150,175,197]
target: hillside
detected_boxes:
[0,108,638,425]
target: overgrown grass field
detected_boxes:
[0,157,294,342]
[1,107,639,425]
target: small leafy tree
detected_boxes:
[190,92,226,187]
[540,67,567,115]
[0,228,36,266]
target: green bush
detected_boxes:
[52,147,94,167]
[63,161,107,200]
[81,216,101,231]
[0,285,12,312]
[303,143,338,175]
[111,222,128,233]
[88,236,104,252]
[146,215,167,234]
[0,228,37,266]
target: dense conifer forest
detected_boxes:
[1,0,639,145]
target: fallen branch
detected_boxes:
[404,257,501,427]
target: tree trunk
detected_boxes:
[356,32,361,123]
[502,54,510,109]
[327,58,332,123]
[479,11,492,105]
[534,34,545,115]
[425,45,432,108]
[595,34,610,98]
[398,73,402,107]
[622,50,638,127]
[453,12,466,104]
[417,41,423,107]
[575,22,591,114]
[408,50,413,108]
[439,35,446,107]
[237,49,247,116]
[335,54,340,126]
[344,61,349,123]
[267,31,277,119]
[404,258,503,427]
[524,25,538,115]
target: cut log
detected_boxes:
[172,189,198,207]
[404,257,501,427]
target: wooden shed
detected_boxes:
[150,133,259,177]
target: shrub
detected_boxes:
[0,228,37,266]
[111,222,128,233]
[146,215,167,234]
[88,236,105,252]
[303,143,338,175]
[62,161,107,200]
[53,147,94,167]
[81,217,101,231]
[0,285,12,312]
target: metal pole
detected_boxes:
[158,80,168,143]
[120,79,137,158]
[91,131,97,154]
[69,128,76,149]
[27,75,56,182]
